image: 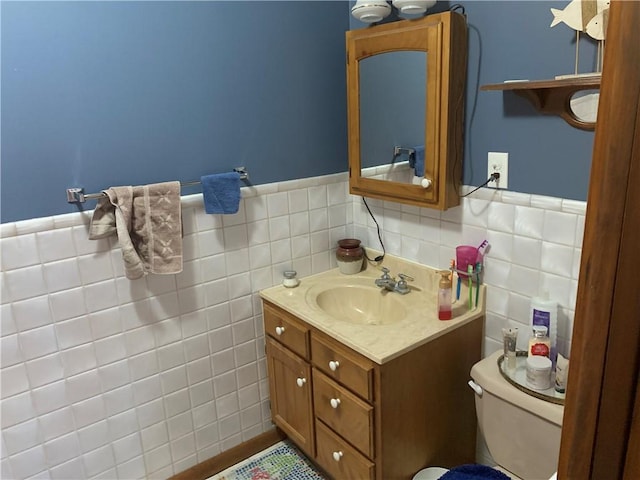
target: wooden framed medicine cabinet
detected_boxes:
[346,11,467,210]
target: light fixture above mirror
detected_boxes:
[392,0,437,15]
[351,0,437,24]
[351,1,392,23]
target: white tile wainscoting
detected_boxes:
[351,187,585,358]
[0,173,585,479]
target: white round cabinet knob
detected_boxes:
[333,451,344,462]
[275,326,285,336]
[421,178,432,189]
[329,360,340,371]
[330,398,341,409]
[296,377,307,388]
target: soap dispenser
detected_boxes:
[438,271,452,320]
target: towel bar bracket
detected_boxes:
[67,188,85,203]
[66,167,249,204]
[392,146,416,168]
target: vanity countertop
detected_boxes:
[260,256,485,364]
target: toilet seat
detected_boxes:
[412,467,449,480]
[413,465,518,480]
[493,465,521,479]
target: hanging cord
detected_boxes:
[462,173,500,197]
[362,197,385,262]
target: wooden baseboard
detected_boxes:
[169,428,286,480]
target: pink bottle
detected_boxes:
[438,271,452,320]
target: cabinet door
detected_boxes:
[346,11,467,211]
[266,336,315,457]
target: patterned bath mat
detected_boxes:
[207,440,327,480]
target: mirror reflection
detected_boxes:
[360,51,427,184]
[569,89,599,124]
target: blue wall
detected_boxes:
[462,1,595,198]
[2,1,596,223]
[1,1,350,222]
[350,1,596,200]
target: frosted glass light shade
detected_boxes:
[351,0,392,23]
[392,0,436,15]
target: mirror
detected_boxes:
[346,12,467,210]
[360,51,426,185]
[569,89,599,124]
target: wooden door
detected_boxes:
[265,336,315,457]
[558,1,640,478]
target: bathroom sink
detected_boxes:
[313,285,407,325]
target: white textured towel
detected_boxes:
[89,181,183,279]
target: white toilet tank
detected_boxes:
[470,350,564,480]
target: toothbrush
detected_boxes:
[450,259,460,303]
[467,264,473,310]
[456,273,461,301]
[475,262,482,308]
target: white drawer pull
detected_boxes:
[332,451,343,462]
[275,326,285,336]
[296,377,307,387]
[330,398,341,409]
[329,360,340,371]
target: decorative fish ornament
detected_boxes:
[550,0,610,32]
[585,8,609,40]
[550,0,586,31]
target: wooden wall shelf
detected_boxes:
[481,76,601,131]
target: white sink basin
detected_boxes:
[312,285,407,325]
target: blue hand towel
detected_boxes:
[439,464,511,480]
[414,145,425,177]
[201,172,241,214]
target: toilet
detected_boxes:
[414,350,564,480]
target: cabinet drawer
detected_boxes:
[311,333,374,401]
[316,419,374,480]
[263,302,310,360]
[313,369,374,458]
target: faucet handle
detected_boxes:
[397,273,414,283]
[379,267,392,279]
[395,274,414,294]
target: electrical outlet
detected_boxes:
[487,152,509,189]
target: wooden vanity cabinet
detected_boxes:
[263,300,483,480]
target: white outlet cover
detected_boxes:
[487,152,509,189]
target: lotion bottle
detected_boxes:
[530,292,557,363]
[528,325,551,358]
[438,271,452,320]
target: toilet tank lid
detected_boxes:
[470,350,564,427]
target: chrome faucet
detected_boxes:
[375,268,414,295]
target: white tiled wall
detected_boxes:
[0,173,586,479]
[0,174,353,480]
[351,187,585,358]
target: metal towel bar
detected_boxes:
[66,167,248,204]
